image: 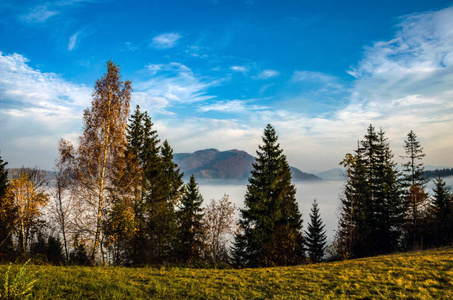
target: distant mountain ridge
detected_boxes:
[173,148,321,182]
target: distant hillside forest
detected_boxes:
[1,61,452,268]
[424,168,453,178]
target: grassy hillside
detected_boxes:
[1,247,452,299]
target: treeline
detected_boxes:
[334,125,453,259]
[0,60,452,268]
[424,168,453,178]
[0,61,237,266]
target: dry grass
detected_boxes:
[1,246,452,299]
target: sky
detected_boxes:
[1,0,453,172]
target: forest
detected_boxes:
[0,61,452,268]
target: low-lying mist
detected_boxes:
[198,176,453,241]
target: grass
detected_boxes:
[1,247,452,299]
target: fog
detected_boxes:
[198,180,344,241]
[198,176,453,242]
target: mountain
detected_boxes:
[315,168,346,181]
[173,149,321,182]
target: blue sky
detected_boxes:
[1,0,453,172]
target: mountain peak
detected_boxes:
[173,149,321,182]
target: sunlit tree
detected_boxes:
[59,60,131,262]
[233,124,304,267]
[7,170,49,253]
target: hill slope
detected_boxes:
[173,148,321,182]
[4,247,452,299]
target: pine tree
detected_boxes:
[429,177,452,246]
[337,144,368,258]
[373,129,405,254]
[125,106,161,264]
[147,140,184,264]
[401,130,428,249]
[233,124,304,267]
[177,175,204,263]
[0,155,8,202]
[336,126,404,258]
[304,199,327,262]
[0,155,15,259]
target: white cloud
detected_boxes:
[258,69,279,79]
[20,5,58,23]
[151,33,181,49]
[19,1,104,24]
[68,32,80,51]
[198,100,268,113]
[292,71,337,83]
[0,52,91,169]
[132,62,217,115]
[198,100,246,113]
[231,66,248,73]
[184,7,453,170]
[4,7,453,174]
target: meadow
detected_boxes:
[1,247,452,299]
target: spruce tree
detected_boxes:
[373,129,405,254]
[304,199,327,262]
[233,124,304,267]
[337,143,368,258]
[125,106,161,264]
[430,177,452,246]
[401,130,428,249]
[0,155,15,259]
[177,174,204,263]
[147,140,184,264]
[337,126,404,258]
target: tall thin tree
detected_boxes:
[177,174,204,263]
[0,154,15,258]
[401,130,428,249]
[59,60,131,262]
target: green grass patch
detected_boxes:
[1,247,453,299]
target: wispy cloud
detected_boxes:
[20,1,101,24]
[20,5,58,23]
[133,62,217,115]
[68,32,80,51]
[230,66,248,73]
[0,52,91,168]
[171,7,453,170]
[258,69,279,79]
[292,71,337,83]
[151,33,182,49]
[198,100,267,113]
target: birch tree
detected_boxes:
[59,60,131,262]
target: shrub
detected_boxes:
[0,260,36,299]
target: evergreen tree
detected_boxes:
[304,199,327,262]
[373,129,405,254]
[233,124,304,267]
[0,154,16,260]
[46,236,65,265]
[429,177,452,246]
[336,126,404,258]
[147,140,184,264]
[401,130,428,249]
[125,106,161,264]
[177,175,204,263]
[0,154,8,203]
